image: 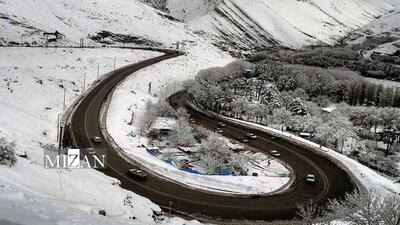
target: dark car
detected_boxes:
[236,137,249,143]
[128,169,148,179]
[217,122,226,128]
[87,148,96,154]
[270,133,281,139]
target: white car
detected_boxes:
[246,133,258,139]
[270,150,281,157]
[92,136,102,144]
[306,174,316,183]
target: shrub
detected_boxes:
[0,137,17,166]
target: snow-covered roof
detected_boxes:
[226,141,245,150]
[321,106,337,113]
[150,117,176,131]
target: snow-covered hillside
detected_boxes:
[0,0,232,224]
[164,0,398,49]
[0,0,199,48]
[0,47,211,225]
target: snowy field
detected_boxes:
[0,47,202,225]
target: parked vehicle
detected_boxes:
[270,150,281,157]
[216,128,223,133]
[246,133,258,139]
[306,174,316,183]
[128,169,148,179]
[92,136,102,144]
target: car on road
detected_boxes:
[87,148,96,154]
[246,133,258,140]
[270,133,281,139]
[189,118,195,124]
[236,137,249,143]
[270,150,281,157]
[216,128,223,133]
[92,136,102,144]
[128,169,148,179]
[306,174,316,184]
[217,122,226,128]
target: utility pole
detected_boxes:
[57,114,60,143]
[83,74,86,91]
[113,56,116,69]
[168,201,172,218]
[58,122,64,155]
[97,63,100,79]
[63,89,66,110]
[128,111,135,125]
[148,82,152,94]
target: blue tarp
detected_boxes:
[180,167,202,174]
[217,170,231,176]
[147,149,158,156]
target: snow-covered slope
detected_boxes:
[165,0,397,49]
[0,0,232,224]
[0,0,196,47]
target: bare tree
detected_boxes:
[297,200,325,225]
[327,189,381,225]
[378,196,400,225]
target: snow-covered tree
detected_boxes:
[272,107,292,130]
[297,200,325,225]
[327,189,400,225]
[146,99,176,118]
[169,118,195,147]
[0,137,16,167]
[197,134,247,175]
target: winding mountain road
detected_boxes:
[67,48,356,222]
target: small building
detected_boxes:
[150,117,176,134]
[299,132,311,139]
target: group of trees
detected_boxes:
[142,102,249,175]
[0,137,16,167]
[256,60,400,108]
[252,46,400,81]
[298,189,400,225]
[140,99,176,135]
[196,60,254,83]
[197,134,248,175]
[187,46,400,177]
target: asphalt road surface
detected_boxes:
[68,50,356,222]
